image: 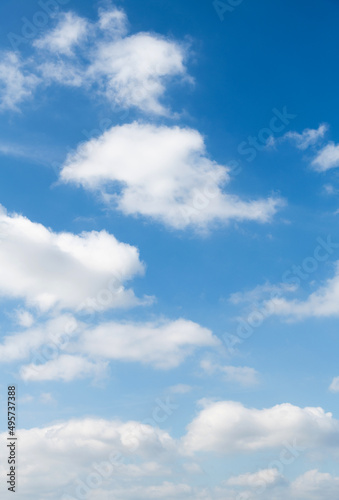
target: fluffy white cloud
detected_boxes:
[75,318,219,370]
[0,314,77,363]
[0,205,145,311]
[0,417,176,499]
[97,6,128,37]
[2,416,339,500]
[34,12,89,55]
[182,400,339,454]
[0,52,39,111]
[20,354,107,382]
[0,315,218,379]
[60,122,282,231]
[312,142,339,171]
[200,359,259,386]
[9,7,188,115]
[88,33,187,115]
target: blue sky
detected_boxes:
[1,1,339,499]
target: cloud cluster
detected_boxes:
[1,7,188,115]
[1,409,339,499]
[270,123,339,173]
[0,316,219,380]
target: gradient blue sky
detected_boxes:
[1,1,339,499]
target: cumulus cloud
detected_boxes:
[312,142,339,172]
[182,400,339,454]
[0,417,176,499]
[0,205,145,311]
[0,51,39,111]
[2,416,339,500]
[60,122,282,231]
[74,318,219,370]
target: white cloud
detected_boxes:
[0,205,145,311]
[38,59,84,87]
[16,6,189,115]
[60,122,282,231]
[15,309,34,327]
[89,482,193,500]
[284,124,328,150]
[0,315,218,379]
[0,314,77,363]
[40,392,56,404]
[263,261,339,320]
[200,359,259,386]
[0,52,39,111]
[97,6,128,37]
[267,124,328,151]
[226,468,283,488]
[89,33,188,115]
[76,318,219,370]
[0,417,176,499]
[20,354,107,382]
[291,469,339,500]
[34,12,89,56]
[312,142,339,172]
[182,400,339,454]
[329,377,339,393]
[2,415,339,500]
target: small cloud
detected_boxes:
[169,384,192,394]
[200,359,259,387]
[40,393,56,404]
[15,310,34,328]
[329,377,339,393]
[312,142,339,172]
[19,394,34,404]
